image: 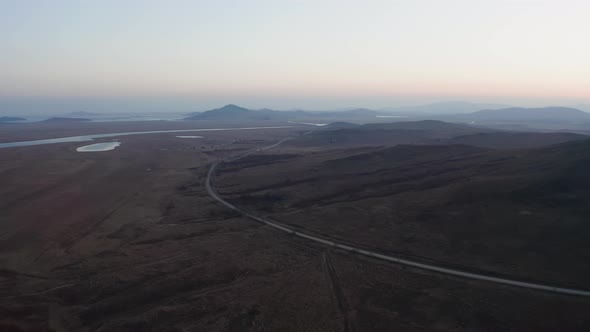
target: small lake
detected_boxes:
[77,142,121,152]
[288,121,328,127]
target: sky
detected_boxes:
[1,0,589,113]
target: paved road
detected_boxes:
[206,138,590,297]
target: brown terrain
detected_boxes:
[1,120,590,331]
[289,120,587,149]
[216,141,590,287]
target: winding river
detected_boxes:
[0,126,293,149]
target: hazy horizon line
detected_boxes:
[2,96,590,116]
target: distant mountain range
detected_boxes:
[572,104,590,112]
[467,107,590,121]
[185,102,505,120]
[444,107,590,130]
[185,104,590,128]
[5,102,590,130]
[185,104,291,120]
[42,117,92,123]
[382,101,511,114]
[184,104,382,121]
[0,116,26,122]
[62,111,102,118]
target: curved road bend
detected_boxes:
[206,138,590,297]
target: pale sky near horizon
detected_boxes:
[1,0,589,111]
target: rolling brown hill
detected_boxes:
[290,120,495,147]
[216,138,590,288]
[446,131,588,149]
[291,120,586,149]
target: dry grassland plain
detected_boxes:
[1,121,589,331]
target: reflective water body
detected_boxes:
[176,135,203,138]
[288,121,328,127]
[0,126,292,149]
[76,142,121,152]
[300,122,328,127]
